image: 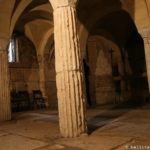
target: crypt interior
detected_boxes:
[0,0,150,149]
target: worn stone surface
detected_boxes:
[0,134,47,150]
[0,105,150,150]
[143,37,150,91]
[1,0,150,144]
[54,6,87,137]
[0,38,11,121]
[52,0,76,9]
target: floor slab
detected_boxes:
[0,134,48,150]
[0,104,150,150]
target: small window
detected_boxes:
[8,34,19,63]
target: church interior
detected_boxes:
[0,0,150,149]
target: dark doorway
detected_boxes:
[83,59,92,107]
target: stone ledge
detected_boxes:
[53,0,77,9]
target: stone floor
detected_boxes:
[0,103,150,150]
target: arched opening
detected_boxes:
[9,0,55,113]
[77,4,149,108]
[1,0,150,147]
[85,35,122,106]
[9,33,40,112]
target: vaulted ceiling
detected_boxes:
[0,0,150,56]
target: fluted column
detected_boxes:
[0,38,11,121]
[139,28,150,91]
[143,37,150,91]
[53,3,87,137]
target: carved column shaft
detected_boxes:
[143,37,150,91]
[139,28,150,91]
[0,46,11,121]
[54,6,87,137]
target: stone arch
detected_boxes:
[38,28,54,56]
[82,4,146,102]
[8,0,55,109]
[79,10,137,56]
[10,0,54,37]
[10,0,33,36]
[88,35,121,73]
[19,10,53,25]
[85,34,123,105]
[79,10,142,74]
[37,28,57,108]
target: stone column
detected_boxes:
[53,2,87,137]
[139,29,150,91]
[139,28,150,92]
[0,38,11,121]
[38,55,48,107]
[143,37,150,91]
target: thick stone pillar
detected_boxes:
[140,28,150,91]
[53,2,87,137]
[0,38,11,121]
[143,37,150,91]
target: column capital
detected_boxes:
[0,37,9,51]
[142,36,150,45]
[138,28,150,45]
[52,0,77,10]
[139,27,150,39]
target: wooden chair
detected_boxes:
[32,90,46,109]
[11,90,30,112]
[11,90,19,112]
[17,91,30,111]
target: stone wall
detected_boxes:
[94,48,116,104]
[9,35,40,96]
[9,68,39,92]
[9,35,58,108]
[87,38,116,105]
[44,50,57,108]
[95,75,116,104]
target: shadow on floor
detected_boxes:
[87,101,150,134]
